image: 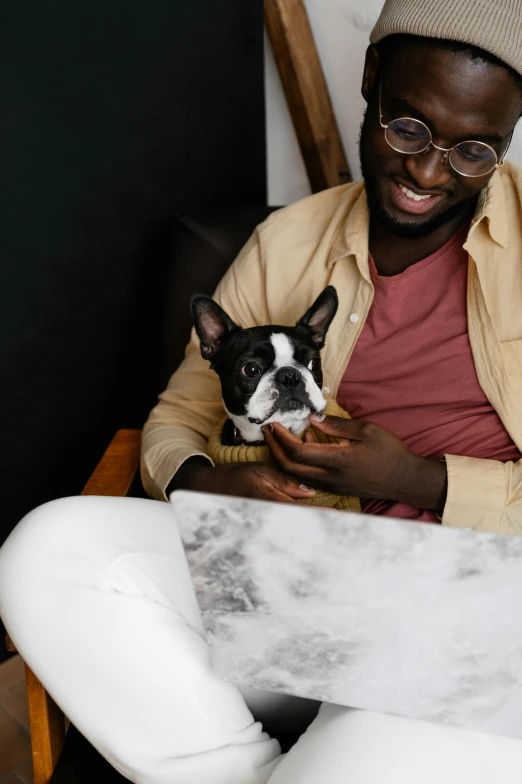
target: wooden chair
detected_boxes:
[6,429,142,784]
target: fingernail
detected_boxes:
[299,484,313,492]
[311,413,326,422]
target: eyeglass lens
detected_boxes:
[385,118,498,177]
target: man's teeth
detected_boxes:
[399,184,432,201]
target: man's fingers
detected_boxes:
[266,423,345,469]
[310,415,364,440]
[260,488,299,505]
[265,423,302,444]
[268,440,332,484]
[269,469,316,498]
[259,469,311,503]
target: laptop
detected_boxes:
[171,490,522,739]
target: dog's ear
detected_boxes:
[190,295,240,362]
[297,286,338,349]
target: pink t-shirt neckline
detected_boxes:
[368,222,469,287]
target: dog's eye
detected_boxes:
[241,362,261,378]
[308,358,320,373]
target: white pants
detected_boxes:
[1,496,522,784]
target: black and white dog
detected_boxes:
[190,286,338,444]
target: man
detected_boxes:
[2,2,522,784]
[141,6,522,536]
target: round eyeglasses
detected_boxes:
[379,76,512,178]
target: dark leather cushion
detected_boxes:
[159,205,278,387]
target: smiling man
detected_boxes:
[4,2,522,784]
[142,2,522,534]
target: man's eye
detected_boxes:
[308,357,320,373]
[456,142,491,161]
[396,128,424,141]
[241,362,261,378]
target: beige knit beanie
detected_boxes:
[370,0,522,77]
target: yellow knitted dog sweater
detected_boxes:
[208,399,361,513]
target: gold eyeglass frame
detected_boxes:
[378,74,512,178]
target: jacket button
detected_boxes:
[349,313,359,323]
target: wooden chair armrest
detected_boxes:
[81,429,142,497]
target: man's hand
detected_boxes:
[170,456,317,505]
[264,415,447,513]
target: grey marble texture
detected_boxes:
[172,490,522,738]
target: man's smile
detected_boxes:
[390,178,445,215]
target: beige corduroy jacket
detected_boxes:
[141,162,522,536]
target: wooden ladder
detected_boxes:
[265,0,352,191]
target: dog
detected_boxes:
[190,286,339,444]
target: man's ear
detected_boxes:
[297,286,338,349]
[361,44,381,103]
[190,295,240,362]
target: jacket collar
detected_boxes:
[468,169,508,249]
[327,184,371,280]
[327,170,508,272]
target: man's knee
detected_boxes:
[2,495,89,562]
[0,497,94,626]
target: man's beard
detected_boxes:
[358,109,477,239]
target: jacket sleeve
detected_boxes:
[442,453,522,535]
[140,228,270,501]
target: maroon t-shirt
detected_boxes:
[337,224,521,523]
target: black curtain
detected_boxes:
[0,1,266,556]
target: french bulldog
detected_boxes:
[190,285,338,443]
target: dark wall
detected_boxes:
[0,1,266,545]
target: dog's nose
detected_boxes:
[276,366,302,388]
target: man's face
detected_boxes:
[359,45,521,238]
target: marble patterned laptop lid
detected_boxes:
[172,490,522,739]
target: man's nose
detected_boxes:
[404,146,453,191]
[276,366,302,388]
